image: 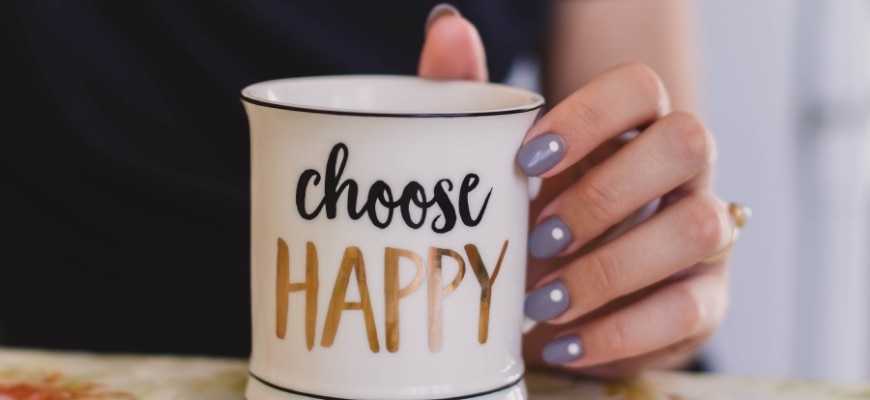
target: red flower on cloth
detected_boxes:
[0,372,133,400]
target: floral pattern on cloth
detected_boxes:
[0,349,246,400]
[0,372,134,400]
[1,348,869,399]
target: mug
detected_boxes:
[241,75,544,400]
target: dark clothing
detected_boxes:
[1,1,547,357]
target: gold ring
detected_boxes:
[700,202,751,264]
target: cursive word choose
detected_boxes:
[296,143,492,233]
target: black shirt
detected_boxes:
[1,1,547,357]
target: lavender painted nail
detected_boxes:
[542,335,584,365]
[524,280,570,322]
[529,216,572,259]
[516,133,565,176]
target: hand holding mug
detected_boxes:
[421,5,746,378]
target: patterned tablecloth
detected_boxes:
[0,348,868,400]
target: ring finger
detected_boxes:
[524,193,733,324]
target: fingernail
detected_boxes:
[542,335,584,365]
[529,216,572,259]
[616,128,640,143]
[524,280,570,322]
[425,3,461,35]
[516,133,565,176]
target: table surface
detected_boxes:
[0,348,868,400]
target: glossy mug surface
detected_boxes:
[242,75,544,400]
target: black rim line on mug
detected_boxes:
[240,96,545,118]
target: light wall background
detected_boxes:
[699,0,870,381]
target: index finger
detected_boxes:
[516,63,670,177]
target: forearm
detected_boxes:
[544,0,699,112]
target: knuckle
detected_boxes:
[563,100,602,139]
[601,316,630,356]
[577,177,622,223]
[619,62,668,116]
[586,250,621,295]
[683,196,729,254]
[669,283,704,336]
[665,112,714,168]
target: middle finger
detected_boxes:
[528,111,715,259]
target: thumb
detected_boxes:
[418,4,489,82]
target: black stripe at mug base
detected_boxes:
[247,371,524,400]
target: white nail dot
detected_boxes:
[567,342,581,356]
[549,288,564,303]
[548,140,560,152]
[551,227,565,241]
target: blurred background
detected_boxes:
[699,0,870,382]
[510,0,870,383]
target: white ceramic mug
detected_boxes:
[242,75,543,400]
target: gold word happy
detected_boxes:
[275,239,508,353]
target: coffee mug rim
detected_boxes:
[240,74,545,118]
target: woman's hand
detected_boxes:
[515,62,733,377]
[419,5,741,378]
